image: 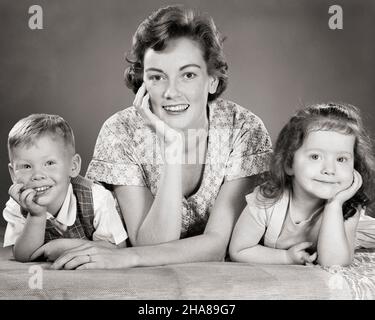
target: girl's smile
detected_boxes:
[288,130,355,202]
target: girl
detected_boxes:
[229,103,375,267]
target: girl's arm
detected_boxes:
[51,176,258,269]
[317,202,360,267]
[317,171,362,267]
[229,204,316,265]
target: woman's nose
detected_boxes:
[163,80,180,99]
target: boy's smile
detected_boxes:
[9,135,80,215]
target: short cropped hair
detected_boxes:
[8,114,76,160]
[124,5,228,101]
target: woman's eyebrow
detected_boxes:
[144,67,164,73]
[180,64,201,70]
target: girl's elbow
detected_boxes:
[228,242,241,262]
[318,255,353,267]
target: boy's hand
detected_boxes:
[329,170,363,206]
[9,183,47,217]
[287,242,317,265]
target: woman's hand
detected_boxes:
[30,239,93,262]
[134,83,183,164]
[329,170,363,207]
[50,243,136,270]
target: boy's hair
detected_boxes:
[124,5,228,101]
[8,114,76,160]
[260,102,375,209]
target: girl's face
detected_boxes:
[287,130,355,202]
[143,37,218,131]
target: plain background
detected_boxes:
[1,0,374,226]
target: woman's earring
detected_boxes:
[209,78,218,94]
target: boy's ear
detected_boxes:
[70,154,81,178]
[208,76,219,94]
[8,163,16,183]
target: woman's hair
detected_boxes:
[124,5,228,101]
[260,102,375,210]
[8,113,76,160]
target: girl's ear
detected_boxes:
[284,162,294,176]
[8,163,16,183]
[208,76,219,94]
[70,154,81,178]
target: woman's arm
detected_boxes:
[51,176,258,269]
[115,164,183,246]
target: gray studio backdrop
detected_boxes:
[1,0,374,226]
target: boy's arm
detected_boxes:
[14,214,47,262]
[8,183,48,262]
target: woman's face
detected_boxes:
[143,37,218,130]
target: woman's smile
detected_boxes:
[162,103,190,114]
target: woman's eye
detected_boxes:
[148,74,164,81]
[183,72,196,80]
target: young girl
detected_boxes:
[229,103,375,267]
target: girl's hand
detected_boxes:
[134,83,183,164]
[330,170,363,206]
[9,183,47,217]
[287,242,317,265]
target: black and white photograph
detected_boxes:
[1,0,375,304]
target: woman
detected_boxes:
[51,5,272,269]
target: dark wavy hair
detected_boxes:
[260,102,375,217]
[124,5,228,101]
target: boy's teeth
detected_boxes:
[163,104,189,112]
[34,186,51,192]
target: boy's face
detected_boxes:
[8,135,81,215]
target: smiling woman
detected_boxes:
[51,5,273,270]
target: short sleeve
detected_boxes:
[86,112,146,187]
[225,112,272,181]
[2,198,26,247]
[244,190,268,229]
[91,184,128,245]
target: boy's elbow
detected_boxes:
[14,252,32,263]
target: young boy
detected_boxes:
[3,114,127,262]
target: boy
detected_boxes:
[3,114,127,262]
